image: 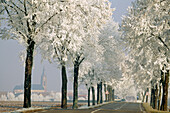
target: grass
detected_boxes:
[142,103,170,113]
[19,108,46,113]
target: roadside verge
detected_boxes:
[11,107,51,113]
[142,103,169,113]
[11,101,114,112]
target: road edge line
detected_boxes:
[91,109,101,113]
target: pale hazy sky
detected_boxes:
[0,0,135,92]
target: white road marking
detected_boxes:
[114,103,127,110]
[91,109,101,113]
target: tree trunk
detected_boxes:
[107,85,112,101]
[73,63,79,109]
[100,82,103,104]
[92,86,95,105]
[109,86,112,101]
[104,84,107,102]
[72,55,84,108]
[158,72,163,110]
[141,92,144,102]
[107,86,110,101]
[161,70,169,111]
[154,84,158,109]
[110,87,112,101]
[88,87,90,106]
[150,87,155,108]
[142,91,146,103]
[61,65,67,109]
[112,89,114,101]
[23,40,35,108]
[145,88,149,103]
[158,84,162,110]
[97,83,100,104]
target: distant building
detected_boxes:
[13,68,47,94]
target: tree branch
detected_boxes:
[35,12,58,35]
[158,36,169,50]
[11,1,25,13]
[54,46,62,62]
[151,33,169,50]
[24,0,28,16]
[4,6,13,24]
[79,57,85,65]
[3,1,26,30]
[4,2,22,16]
[4,6,27,40]
[0,9,5,14]
[18,0,23,4]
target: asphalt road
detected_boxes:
[36,102,146,113]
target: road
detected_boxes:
[36,102,146,113]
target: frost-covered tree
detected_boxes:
[38,0,84,108]
[0,0,60,108]
[71,40,104,107]
[0,95,7,101]
[121,0,169,111]
[38,0,113,109]
[78,61,95,106]
[98,19,125,100]
[70,0,113,109]
[77,18,125,105]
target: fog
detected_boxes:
[0,0,135,92]
[0,92,62,102]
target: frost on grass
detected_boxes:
[0,92,62,102]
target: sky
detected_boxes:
[0,0,135,92]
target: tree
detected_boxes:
[70,0,113,109]
[91,83,95,105]
[37,0,113,109]
[97,18,125,102]
[0,0,59,108]
[78,61,96,106]
[80,18,125,104]
[121,0,169,111]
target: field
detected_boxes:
[0,101,85,112]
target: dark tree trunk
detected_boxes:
[100,82,103,104]
[158,84,162,110]
[92,86,95,105]
[141,92,144,102]
[107,85,112,101]
[161,70,169,111]
[107,86,110,101]
[110,87,112,101]
[158,72,163,110]
[145,88,149,103]
[61,65,67,109]
[154,84,158,109]
[97,83,100,104]
[23,39,35,108]
[73,63,79,109]
[150,86,155,108]
[109,86,112,101]
[72,55,84,109]
[142,91,146,103]
[88,87,90,106]
[112,89,114,101]
[104,84,107,102]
